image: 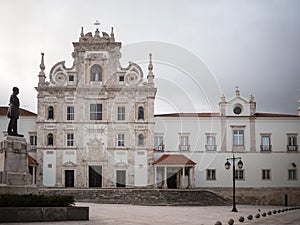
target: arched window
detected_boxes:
[90,64,102,81]
[138,134,144,146]
[47,133,53,146]
[138,107,144,120]
[48,106,54,120]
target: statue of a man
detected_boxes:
[7,87,23,137]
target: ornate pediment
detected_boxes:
[62,160,77,167]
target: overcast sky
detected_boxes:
[0,0,299,114]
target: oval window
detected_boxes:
[233,106,242,115]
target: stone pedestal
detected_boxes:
[0,135,31,187]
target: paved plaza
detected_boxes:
[7,203,300,225]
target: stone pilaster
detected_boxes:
[249,117,256,152]
[220,117,227,152]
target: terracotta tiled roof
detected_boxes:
[0,106,37,117]
[254,112,299,118]
[154,154,196,166]
[155,113,220,117]
[28,154,38,166]
[155,112,299,118]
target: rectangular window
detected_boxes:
[206,134,217,151]
[261,134,272,151]
[154,135,164,151]
[233,129,244,146]
[117,106,125,121]
[117,134,125,147]
[119,76,124,82]
[262,169,271,180]
[30,135,37,151]
[90,104,102,120]
[288,169,297,180]
[67,106,75,121]
[179,135,190,151]
[206,169,216,181]
[69,75,74,81]
[67,133,74,146]
[287,134,298,151]
[235,169,244,180]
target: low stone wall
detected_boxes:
[0,185,38,195]
[0,206,89,223]
[39,188,231,206]
[207,187,300,206]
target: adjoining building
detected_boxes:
[154,88,300,193]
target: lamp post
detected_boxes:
[225,154,243,212]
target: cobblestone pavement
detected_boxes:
[243,209,300,225]
[6,203,300,225]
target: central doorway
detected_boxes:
[116,170,126,188]
[65,170,74,187]
[89,166,102,187]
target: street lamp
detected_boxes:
[225,154,243,212]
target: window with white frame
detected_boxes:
[117,106,125,121]
[67,106,74,121]
[206,169,216,181]
[287,134,298,151]
[206,134,216,151]
[233,129,244,146]
[179,134,190,151]
[67,133,74,146]
[154,135,164,151]
[262,169,271,180]
[117,134,125,147]
[261,134,272,151]
[90,104,102,120]
[288,169,297,180]
[235,169,244,180]
[29,134,37,151]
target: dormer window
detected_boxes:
[90,64,102,82]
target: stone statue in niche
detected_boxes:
[7,87,23,137]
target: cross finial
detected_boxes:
[94,20,101,31]
[235,86,240,97]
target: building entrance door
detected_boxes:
[167,173,177,189]
[89,166,102,187]
[65,170,74,187]
[116,170,126,188]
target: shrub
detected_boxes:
[0,194,74,207]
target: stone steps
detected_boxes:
[39,188,231,206]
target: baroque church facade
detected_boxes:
[35,27,156,188]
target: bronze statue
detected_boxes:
[7,87,23,137]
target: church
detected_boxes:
[35,27,156,188]
[0,25,299,204]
